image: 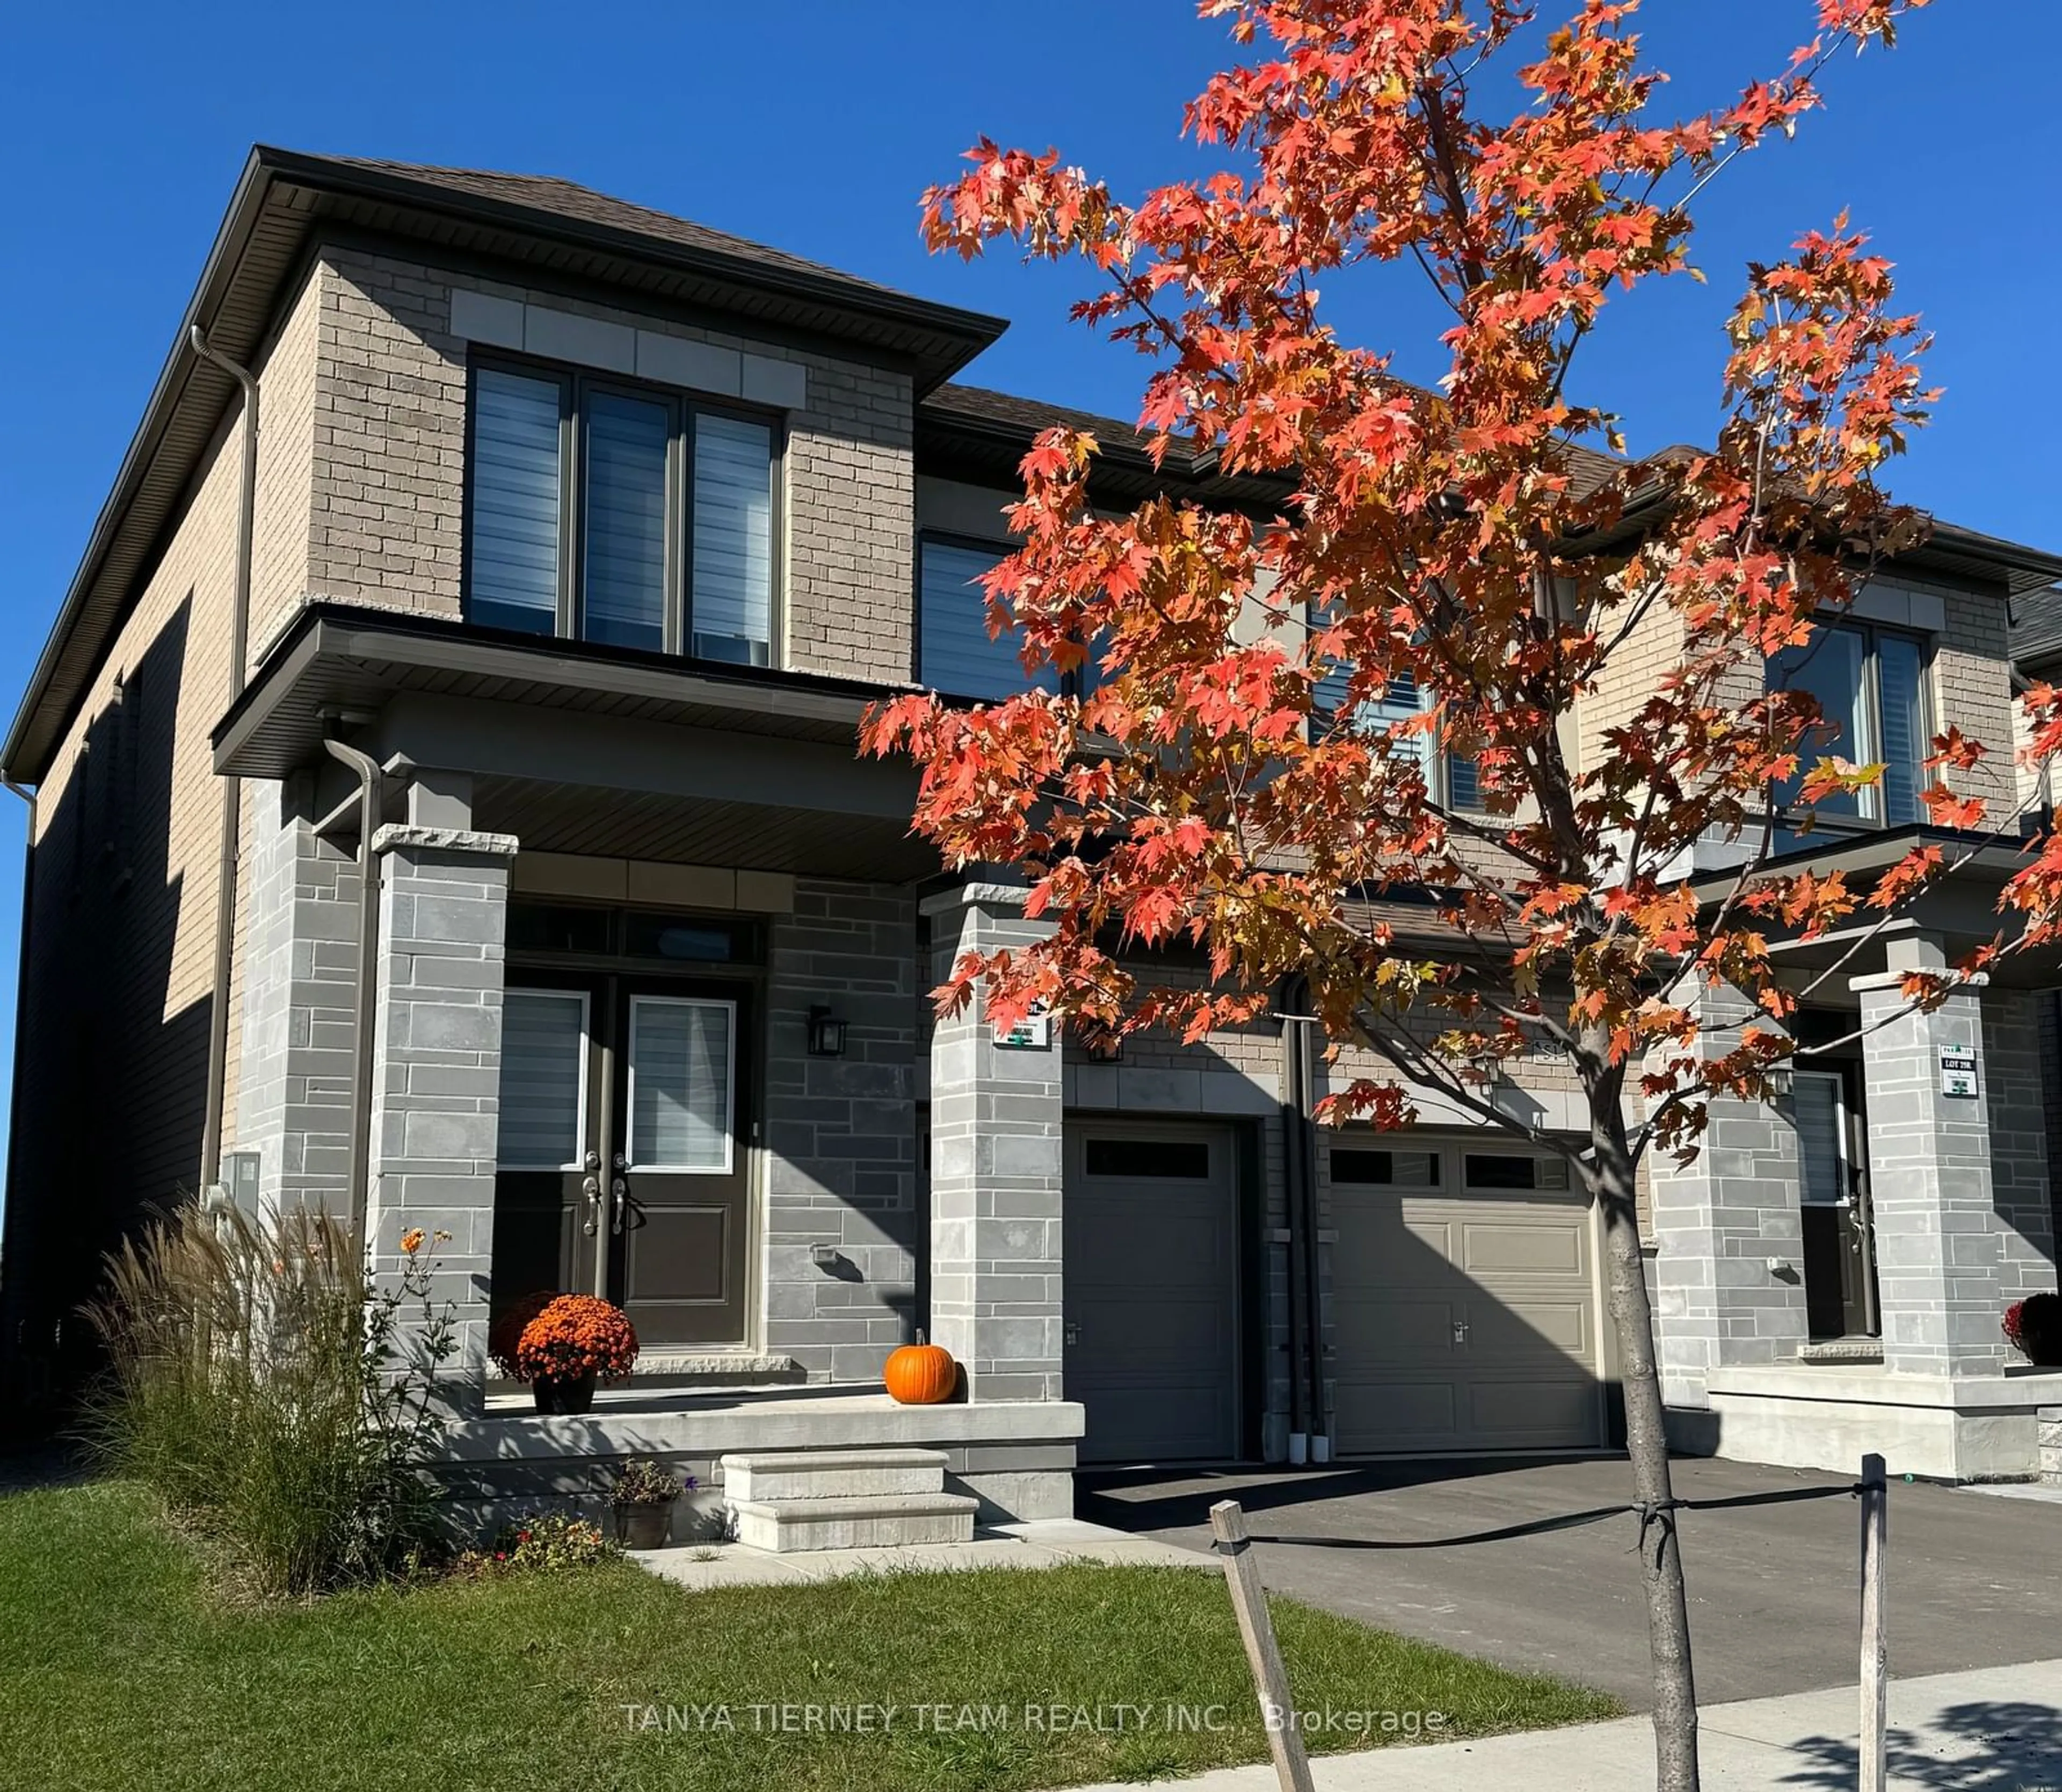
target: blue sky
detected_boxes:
[0,1,2056,1187]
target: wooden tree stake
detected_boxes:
[1210,1499,1317,1792]
[1858,1452,1888,1792]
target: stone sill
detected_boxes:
[1797,1338,1885,1366]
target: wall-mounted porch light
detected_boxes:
[807,1006,848,1058]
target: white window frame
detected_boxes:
[496,987,590,1171]
[625,994,738,1175]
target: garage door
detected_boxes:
[1330,1140,1602,1454]
[1065,1123,1238,1463]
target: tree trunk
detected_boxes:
[1591,1091,1702,1792]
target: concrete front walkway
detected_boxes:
[634,1518,1210,1590]
[1058,1659,2062,1791]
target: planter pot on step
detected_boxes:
[615,1502,674,1550]
[532,1374,597,1415]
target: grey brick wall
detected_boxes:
[1645,984,1808,1407]
[233,774,361,1219]
[761,878,920,1381]
[921,884,1065,1402]
[1983,990,2060,1302]
[363,825,517,1414]
[1855,974,2006,1377]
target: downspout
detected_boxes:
[190,326,258,1193]
[322,737,383,1251]
[1,780,37,1370]
[1277,980,1311,1465]
[1282,979,1331,1463]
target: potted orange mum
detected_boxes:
[491,1293,638,1414]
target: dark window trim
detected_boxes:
[462,349,786,668]
[1771,616,1935,836]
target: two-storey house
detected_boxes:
[4,149,2059,1527]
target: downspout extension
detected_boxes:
[322,737,384,1252]
[190,326,258,1193]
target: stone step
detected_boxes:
[731,1490,980,1553]
[720,1448,949,1503]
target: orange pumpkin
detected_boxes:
[884,1331,957,1405]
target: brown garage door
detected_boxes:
[1330,1140,1602,1454]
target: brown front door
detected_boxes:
[604,982,753,1347]
[491,974,752,1349]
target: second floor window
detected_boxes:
[919,536,1063,701]
[1771,621,1928,829]
[467,361,777,666]
[1311,610,1479,810]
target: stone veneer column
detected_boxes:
[919,883,1064,1402]
[234,774,363,1219]
[1852,957,2005,1379]
[1646,983,1809,1408]
[362,823,518,1417]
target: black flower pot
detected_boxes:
[2009,1293,2062,1368]
[532,1374,597,1415]
[615,1502,674,1550]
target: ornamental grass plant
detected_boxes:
[80,1204,458,1597]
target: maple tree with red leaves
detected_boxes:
[861,2,2058,1783]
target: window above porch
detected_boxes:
[467,358,779,668]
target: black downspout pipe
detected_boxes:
[322,738,383,1250]
[1277,980,1311,1461]
[190,326,258,1193]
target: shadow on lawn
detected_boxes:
[1774,1702,2062,1790]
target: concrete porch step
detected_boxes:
[721,1448,949,1502]
[731,1490,980,1553]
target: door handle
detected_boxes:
[1452,1317,1470,1346]
[580,1175,601,1237]
[611,1176,628,1235]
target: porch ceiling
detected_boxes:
[469,774,942,879]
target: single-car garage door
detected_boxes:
[1330,1140,1602,1454]
[1065,1121,1238,1463]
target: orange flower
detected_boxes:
[399,1227,426,1256]
[503,1293,640,1383]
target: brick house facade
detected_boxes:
[5,148,2061,1517]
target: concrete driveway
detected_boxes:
[1077,1456,2062,1709]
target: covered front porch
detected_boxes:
[214,603,1086,1529]
[1652,894,2062,1482]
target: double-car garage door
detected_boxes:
[1064,1123,1603,1463]
[1330,1139,1604,1454]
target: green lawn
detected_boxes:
[0,1478,1617,1792]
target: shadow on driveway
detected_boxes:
[1078,1455,2062,1709]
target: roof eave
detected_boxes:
[254,146,1009,387]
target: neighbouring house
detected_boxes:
[4,148,2060,1526]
